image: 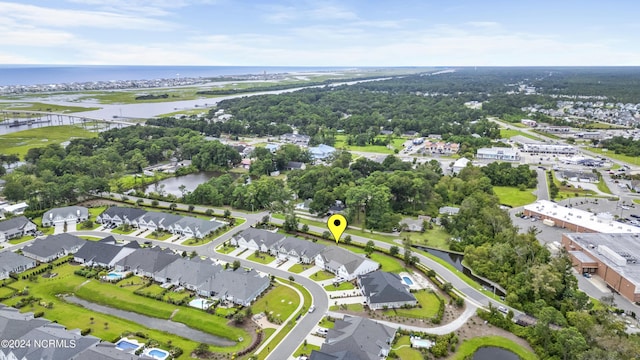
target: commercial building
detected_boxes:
[523,200,640,234]
[476,147,521,161]
[562,233,640,302]
[522,143,576,154]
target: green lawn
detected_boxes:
[78,236,103,241]
[596,174,613,195]
[549,170,599,200]
[319,317,336,329]
[287,263,312,274]
[383,290,440,319]
[293,343,321,358]
[310,270,335,281]
[137,284,166,296]
[163,289,193,303]
[31,216,54,236]
[1,264,246,358]
[405,227,451,250]
[215,244,237,254]
[8,235,35,244]
[0,125,97,160]
[324,282,356,291]
[499,129,542,141]
[634,199,640,204]
[0,102,100,113]
[493,186,537,207]
[116,276,147,287]
[88,206,108,218]
[247,252,276,264]
[329,303,364,312]
[252,283,300,321]
[450,336,537,360]
[145,231,173,240]
[111,225,136,235]
[334,134,406,154]
[392,336,424,360]
[589,147,640,166]
[0,287,15,299]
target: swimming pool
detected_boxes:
[402,276,414,285]
[115,339,142,352]
[189,298,214,309]
[145,348,170,360]
[106,272,123,280]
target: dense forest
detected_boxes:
[600,136,640,157]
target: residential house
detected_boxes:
[315,246,379,281]
[424,141,460,155]
[309,144,336,160]
[295,199,312,211]
[171,217,225,239]
[114,247,180,279]
[273,237,326,264]
[73,237,138,267]
[21,234,86,263]
[230,228,286,253]
[42,206,89,227]
[399,218,424,232]
[280,133,311,146]
[310,316,397,360]
[0,252,37,280]
[451,157,470,174]
[0,216,37,243]
[135,212,182,232]
[285,161,306,171]
[265,143,280,153]
[438,206,460,216]
[358,271,417,310]
[154,257,223,290]
[198,269,270,306]
[0,202,28,215]
[96,206,146,226]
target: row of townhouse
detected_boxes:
[96,206,225,239]
[0,304,148,360]
[422,141,460,154]
[0,216,37,243]
[230,228,379,281]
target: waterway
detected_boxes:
[145,172,217,197]
[64,295,235,346]
[473,347,519,360]
[414,245,506,297]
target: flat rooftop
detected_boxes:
[565,233,640,293]
[525,200,640,234]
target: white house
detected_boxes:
[0,216,37,243]
[358,271,417,310]
[42,206,89,227]
[451,157,471,174]
[230,228,286,252]
[315,246,379,281]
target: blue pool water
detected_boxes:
[147,348,169,359]
[115,340,138,351]
[106,272,123,280]
[189,298,213,309]
[402,276,414,285]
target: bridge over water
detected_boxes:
[0,109,138,129]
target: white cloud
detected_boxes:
[0,2,172,29]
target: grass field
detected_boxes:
[493,186,537,207]
[0,287,15,299]
[549,170,599,200]
[0,125,97,159]
[334,134,406,154]
[324,282,355,291]
[8,235,35,244]
[392,336,424,360]
[450,336,537,360]
[383,290,440,319]
[247,252,276,264]
[318,317,336,329]
[499,129,542,141]
[287,263,312,274]
[329,303,364,312]
[145,231,173,240]
[215,244,237,254]
[252,283,300,321]
[1,263,247,358]
[589,147,640,166]
[293,343,321,358]
[596,174,613,195]
[111,225,136,235]
[78,236,102,241]
[0,102,100,113]
[310,270,335,281]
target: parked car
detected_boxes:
[498,306,508,314]
[309,305,316,313]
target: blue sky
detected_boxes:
[1,0,639,66]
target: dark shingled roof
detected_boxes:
[22,234,86,259]
[358,271,416,305]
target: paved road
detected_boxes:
[534,168,550,201]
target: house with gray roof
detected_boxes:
[198,269,270,306]
[0,252,36,280]
[273,237,325,264]
[96,206,146,226]
[114,247,180,279]
[230,228,286,253]
[41,206,89,227]
[171,217,225,239]
[73,239,137,267]
[438,206,460,216]
[358,271,417,310]
[310,316,397,360]
[315,246,379,281]
[0,304,146,360]
[22,234,86,263]
[0,216,37,243]
[153,257,223,290]
[135,212,182,232]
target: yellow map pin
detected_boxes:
[327,214,347,244]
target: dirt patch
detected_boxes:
[77,199,122,207]
[333,301,464,329]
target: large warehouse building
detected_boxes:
[562,233,640,303]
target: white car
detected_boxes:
[309,305,315,313]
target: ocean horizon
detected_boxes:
[0,65,355,87]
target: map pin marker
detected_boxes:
[327,214,347,244]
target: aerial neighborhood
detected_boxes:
[3,66,640,360]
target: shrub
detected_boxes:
[81,328,92,336]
